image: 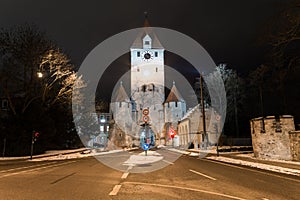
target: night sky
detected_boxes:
[0,0,285,75]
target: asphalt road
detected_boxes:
[0,149,299,200]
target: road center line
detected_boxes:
[109,184,122,196]
[189,169,217,180]
[0,161,76,179]
[123,181,246,200]
[121,172,129,179]
[162,160,174,165]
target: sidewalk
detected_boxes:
[186,147,300,176]
[0,148,90,161]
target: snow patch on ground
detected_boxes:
[236,153,300,165]
[31,149,125,161]
[168,148,190,155]
[123,151,163,165]
[207,156,300,176]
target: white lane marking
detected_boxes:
[127,165,133,170]
[203,159,300,183]
[109,184,122,196]
[189,169,217,180]
[162,160,174,165]
[121,172,129,179]
[0,162,58,173]
[0,161,76,179]
[123,181,246,200]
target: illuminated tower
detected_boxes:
[130,18,165,136]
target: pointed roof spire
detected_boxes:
[144,11,150,27]
[165,81,185,103]
[112,81,130,103]
[131,12,163,49]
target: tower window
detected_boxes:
[175,102,178,107]
[156,67,158,72]
[137,67,140,72]
[119,102,122,108]
[137,51,140,57]
[142,85,146,92]
[155,52,158,57]
[100,125,104,132]
[145,41,150,45]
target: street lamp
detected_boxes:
[37,51,53,79]
[37,71,43,78]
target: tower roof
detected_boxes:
[165,81,185,103]
[131,15,163,49]
[112,81,130,103]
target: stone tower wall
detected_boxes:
[289,131,300,161]
[250,115,295,160]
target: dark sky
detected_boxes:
[0,0,286,75]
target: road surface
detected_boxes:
[0,149,299,200]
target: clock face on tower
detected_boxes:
[141,50,153,62]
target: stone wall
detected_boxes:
[250,115,295,160]
[289,131,300,161]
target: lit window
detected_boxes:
[100,125,104,132]
[107,126,109,131]
[100,115,105,123]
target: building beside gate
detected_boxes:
[177,105,222,149]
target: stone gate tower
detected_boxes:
[130,19,165,135]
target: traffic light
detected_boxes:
[33,131,40,142]
[34,132,39,138]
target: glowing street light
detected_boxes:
[37,71,43,78]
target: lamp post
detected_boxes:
[200,73,207,149]
[2,138,6,158]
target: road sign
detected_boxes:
[142,109,149,115]
[143,115,149,123]
[142,143,150,151]
[169,128,176,139]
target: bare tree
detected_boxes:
[0,24,78,115]
[258,0,300,112]
[205,64,244,137]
